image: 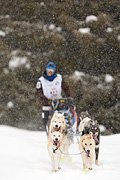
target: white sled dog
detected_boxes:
[47,131,63,172]
[78,117,94,132]
[49,110,66,134]
[49,110,71,161]
[79,134,95,170]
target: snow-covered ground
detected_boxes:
[0,125,120,180]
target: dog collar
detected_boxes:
[53,141,60,153]
[53,148,58,153]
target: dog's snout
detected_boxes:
[55,138,58,141]
[87,149,90,153]
[55,124,58,128]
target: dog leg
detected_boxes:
[53,153,59,172]
[81,154,86,169]
[89,159,93,170]
[58,151,62,170]
[51,156,55,172]
[95,147,99,165]
[48,149,57,172]
[63,136,71,161]
[48,148,55,172]
[88,152,94,170]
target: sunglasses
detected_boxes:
[46,69,54,72]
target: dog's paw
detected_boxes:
[52,169,59,173]
[95,160,99,166]
[88,167,92,170]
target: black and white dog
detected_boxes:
[79,111,100,165]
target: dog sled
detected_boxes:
[49,98,79,135]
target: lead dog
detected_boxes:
[78,112,100,165]
[79,134,95,170]
[49,110,71,161]
[47,131,63,172]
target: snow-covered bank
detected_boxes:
[0,125,120,180]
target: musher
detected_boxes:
[36,62,71,135]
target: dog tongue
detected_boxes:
[55,141,60,148]
[54,127,59,131]
[87,152,90,158]
[93,135,100,143]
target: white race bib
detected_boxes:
[39,74,62,100]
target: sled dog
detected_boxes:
[49,110,71,161]
[47,131,63,172]
[49,110,66,135]
[78,117,94,132]
[89,123,100,165]
[79,134,95,170]
[79,112,100,165]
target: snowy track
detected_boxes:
[0,126,120,180]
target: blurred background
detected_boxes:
[0,0,120,135]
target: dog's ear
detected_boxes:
[81,136,85,142]
[52,110,58,118]
[82,138,85,143]
[54,110,58,116]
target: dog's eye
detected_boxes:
[54,121,56,123]
[90,143,92,146]
[53,135,55,137]
[85,143,87,146]
[59,122,61,123]
[58,135,60,137]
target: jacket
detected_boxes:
[36,72,71,106]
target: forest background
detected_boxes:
[0,0,120,135]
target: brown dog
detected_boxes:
[79,134,95,170]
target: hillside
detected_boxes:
[0,0,120,134]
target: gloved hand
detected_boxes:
[48,100,52,106]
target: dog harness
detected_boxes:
[53,141,60,153]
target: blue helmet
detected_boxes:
[46,62,56,70]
